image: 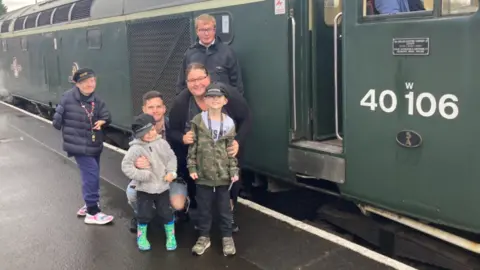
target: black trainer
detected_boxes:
[130,217,137,233]
[232,216,239,233]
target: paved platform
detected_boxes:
[0,102,414,270]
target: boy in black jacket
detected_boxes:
[176,14,244,95]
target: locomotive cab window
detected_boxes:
[363,0,478,16]
[364,0,433,16]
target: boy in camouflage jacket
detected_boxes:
[187,83,239,256]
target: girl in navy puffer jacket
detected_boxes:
[53,68,113,225]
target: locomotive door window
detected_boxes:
[324,0,342,25]
[87,28,101,49]
[209,12,234,45]
[20,37,27,51]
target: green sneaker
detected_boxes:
[164,222,177,251]
[137,224,151,251]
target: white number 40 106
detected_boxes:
[360,89,459,120]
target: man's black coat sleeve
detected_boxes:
[167,90,189,145]
[176,52,188,94]
[228,87,251,145]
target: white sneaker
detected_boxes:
[84,212,114,225]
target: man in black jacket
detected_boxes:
[53,68,114,225]
[168,63,251,232]
[176,13,244,95]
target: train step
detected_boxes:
[288,139,345,184]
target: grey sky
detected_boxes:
[5,0,36,12]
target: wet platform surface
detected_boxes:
[0,103,403,270]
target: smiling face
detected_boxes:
[142,97,165,122]
[76,77,96,95]
[186,67,211,97]
[141,126,158,142]
[205,95,227,110]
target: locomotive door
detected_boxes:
[40,33,61,101]
[340,0,480,232]
[288,0,343,142]
[287,0,346,184]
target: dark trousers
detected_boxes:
[74,155,101,215]
[196,184,232,237]
[177,149,241,210]
[137,191,174,225]
[178,155,197,208]
[180,164,241,212]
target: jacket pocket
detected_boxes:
[214,66,229,82]
[218,157,231,180]
[197,152,216,183]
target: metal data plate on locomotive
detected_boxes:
[392,38,430,56]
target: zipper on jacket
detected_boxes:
[148,145,157,189]
[211,138,216,192]
[213,132,216,192]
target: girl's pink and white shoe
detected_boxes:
[84,212,114,225]
[77,205,88,216]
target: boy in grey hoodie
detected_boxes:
[121,113,178,251]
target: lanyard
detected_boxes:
[207,111,223,139]
[80,101,96,141]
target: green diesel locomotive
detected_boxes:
[0,0,479,268]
